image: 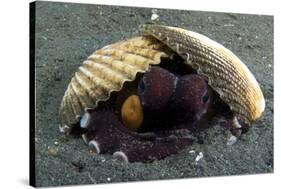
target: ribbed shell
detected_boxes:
[59,36,172,127]
[139,24,265,125]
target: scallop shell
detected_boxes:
[59,36,173,130]
[59,24,265,132]
[139,24,265,126]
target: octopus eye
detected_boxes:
[202,92,209,104]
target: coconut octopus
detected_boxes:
[58,24,265,163]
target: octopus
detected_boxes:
[79,66,233,163]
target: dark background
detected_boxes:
[33,1,273,187]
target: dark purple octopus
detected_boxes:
[137,67,212,132]
[79,66,239,163]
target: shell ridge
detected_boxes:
[63,86,77,124]
[68,84,84,117]
[71,77,93,110]
[88,54,147,77]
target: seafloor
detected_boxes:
[34,1,273,187]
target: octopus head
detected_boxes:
[170,74,211,122]
[137,66,177,112]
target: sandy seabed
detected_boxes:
[33,1,273,187]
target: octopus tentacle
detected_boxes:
[81,111,193,162]
[113,137,192,163]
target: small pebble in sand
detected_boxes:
[151,13,159,21]
[47,146,58,156]
[223,24,234,27]
[189,150,195,154]
[195,152,203,162]
[151,9,159,21]
[227,135,238,145]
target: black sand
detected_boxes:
[34,1,273,187]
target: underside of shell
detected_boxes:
[59,36,173,129]
[139,24,265,125]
